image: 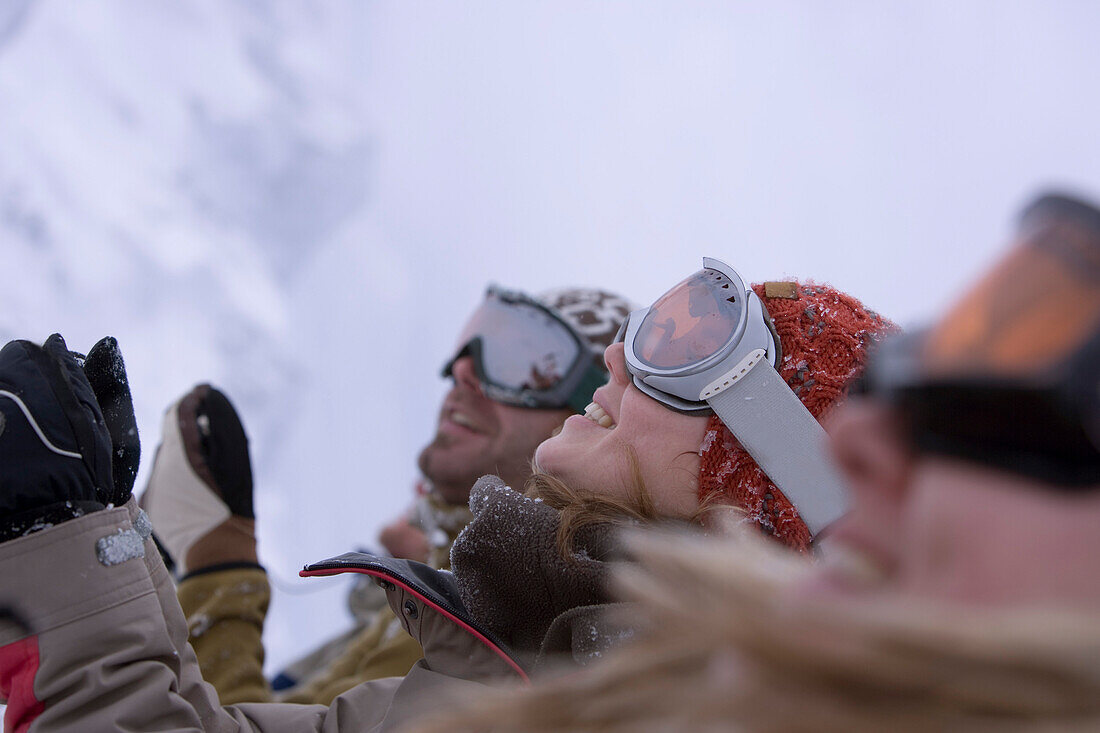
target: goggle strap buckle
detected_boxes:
[707,359,849,536]
[699,349,768,401]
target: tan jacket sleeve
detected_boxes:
[0,500,488,733]
[179,567,273,704]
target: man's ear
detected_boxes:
[828,398,912,503]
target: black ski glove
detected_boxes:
[184,385,254,520]
[143,384,256,575]
[0,334,136,542]
[82,336,141,499]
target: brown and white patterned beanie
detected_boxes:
[538,288,635,368]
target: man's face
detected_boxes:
[417,354,572,505]
[814,397,1100,608]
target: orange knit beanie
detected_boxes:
[697,281,897,553]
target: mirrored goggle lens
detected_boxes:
[451,296,581,392]
[634,268,743,369]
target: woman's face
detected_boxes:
[533,343,707,518]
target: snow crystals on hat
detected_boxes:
[698,281,898,553]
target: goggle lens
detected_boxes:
[450,294,581,394]
[924,195,1100,378]
[923,241,1100,377]
[634,268,743,369]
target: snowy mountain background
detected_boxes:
[2,0,1099,680]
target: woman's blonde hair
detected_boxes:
[524,452,654,558]
[525,447,725,559]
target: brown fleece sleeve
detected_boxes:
[177,566,273,704]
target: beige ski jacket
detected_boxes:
[0,477,628,732]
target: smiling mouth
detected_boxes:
[582,402,616,429]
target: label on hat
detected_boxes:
[763,281,799,299]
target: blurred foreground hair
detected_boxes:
[413,522,1100,732]
[524,454,657,559]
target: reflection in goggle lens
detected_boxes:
[635,269,742,369]
[451,295,580,392]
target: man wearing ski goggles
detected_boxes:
[819,193,1100,606]
[615,257,852,537]
[420,285,633,506]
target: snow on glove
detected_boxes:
[82,336,141,499]
[141,384,257,576]
[450,475,615,660]
[0,334,119,542]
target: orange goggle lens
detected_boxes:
[924,204,1100,378]
[634,268,743,370]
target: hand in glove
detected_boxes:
[378,510,430,563]
[0,334,138,542]
[141,384,257,576]
[82,336,141,498]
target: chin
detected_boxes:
[532,454,573,489]
[532,441,553,474]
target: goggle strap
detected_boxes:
[566,362,610,415]
[707,359,849,535]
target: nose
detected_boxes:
[449,356,484,396]
[603,342,631,386]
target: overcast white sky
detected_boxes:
[2,0,1099,675]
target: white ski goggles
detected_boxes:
[617,257,849,535]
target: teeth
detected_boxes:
[582,402,616,429]
[450,411,476,429]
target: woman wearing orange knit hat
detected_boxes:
[529,266,893,555]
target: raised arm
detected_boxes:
[0,334,491,732]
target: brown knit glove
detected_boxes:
[450,475,614,660]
